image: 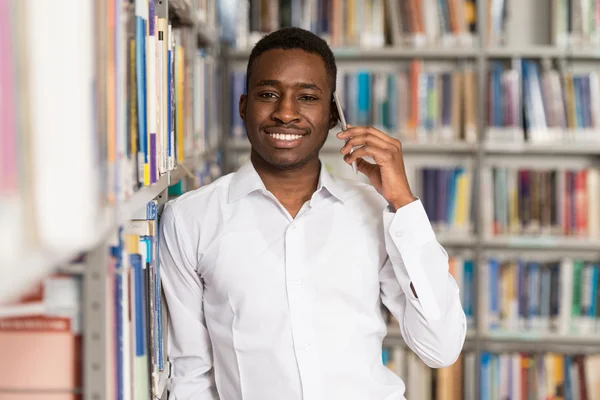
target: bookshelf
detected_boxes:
[0,0,226,399]
[223,0,600,398]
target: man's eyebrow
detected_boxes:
[254,79,323,92]
[295,82,322,92]
[255,79,280,87]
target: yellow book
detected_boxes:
[176,42,185,163]
[454,169,471,231]
[564,74,576,130]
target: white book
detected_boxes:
[559,258,574,335]
[587,169,600,239]
[26,0,100,254]
[511,354,521,400]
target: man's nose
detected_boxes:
[272,95,301,124]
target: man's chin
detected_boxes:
[253,150,317,171]
[268,157,312,171]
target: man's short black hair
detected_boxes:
[245,27,337,94]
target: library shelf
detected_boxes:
[437,234,477,247]
[483,236,600,251]
[484,142,600,155]
[229,46,479,60]
[481,331,600,346]
[479,332,600,353]
[0,164,189,304]
[486,46,600,60]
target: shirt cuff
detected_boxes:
[383,199,448,321]
[384,198,437,249]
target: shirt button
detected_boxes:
[303,344,310,350]
[395,231,403,237]
[290,224,297,230]
[294,279,301,285]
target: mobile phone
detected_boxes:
[333,91,357,174]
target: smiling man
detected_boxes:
[160,27,466,400]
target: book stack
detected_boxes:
[0,272,84,400]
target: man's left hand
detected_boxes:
[338,125,416,211]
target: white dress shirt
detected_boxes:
[159,159,467,400]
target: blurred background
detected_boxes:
[1,0,600,398]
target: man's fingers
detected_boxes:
[344,144,396,165]
[340,133,397,155]
[337,126,401,150]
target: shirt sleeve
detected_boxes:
[159,202,219,400]
[379,198,467,368]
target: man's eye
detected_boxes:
[259,93,277,99]
[299,96,317,102]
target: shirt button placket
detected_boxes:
[285,220,321,399]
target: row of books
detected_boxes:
[487,61,600,145]
[109,0,220,199]
[553,0,600,48]
[386,0,477,48]
[0,200,167,400]
[234,0,600,51]
[234,0,478,49]
[486,0,600,49]
[235,0,386,49]
[382,346,600,399]
[107,200,166,400]
[230,62,478,144]
[382,346,469,399]
[480,351,600,400]
[481,166,600,239]
[0,0,219,263]
[483,257,600,336]
[417,166,474,235]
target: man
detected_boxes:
[160,27,466,400]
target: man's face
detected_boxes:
[239,48,337,170]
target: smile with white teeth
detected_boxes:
[268,133,303,141]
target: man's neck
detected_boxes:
[250,152,321,218]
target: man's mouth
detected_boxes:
[263,128,308,148]
[267,132,304,141]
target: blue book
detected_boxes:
[136,16,147,183]
[463,260,474,321]
[131,253,146,357]
[357,71,371,126]
[112,243,124,400]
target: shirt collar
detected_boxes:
[228,159,348,204]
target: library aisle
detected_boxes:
[1,0,600,399]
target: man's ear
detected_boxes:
[329,95,339,130]
[239,94,247,122]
